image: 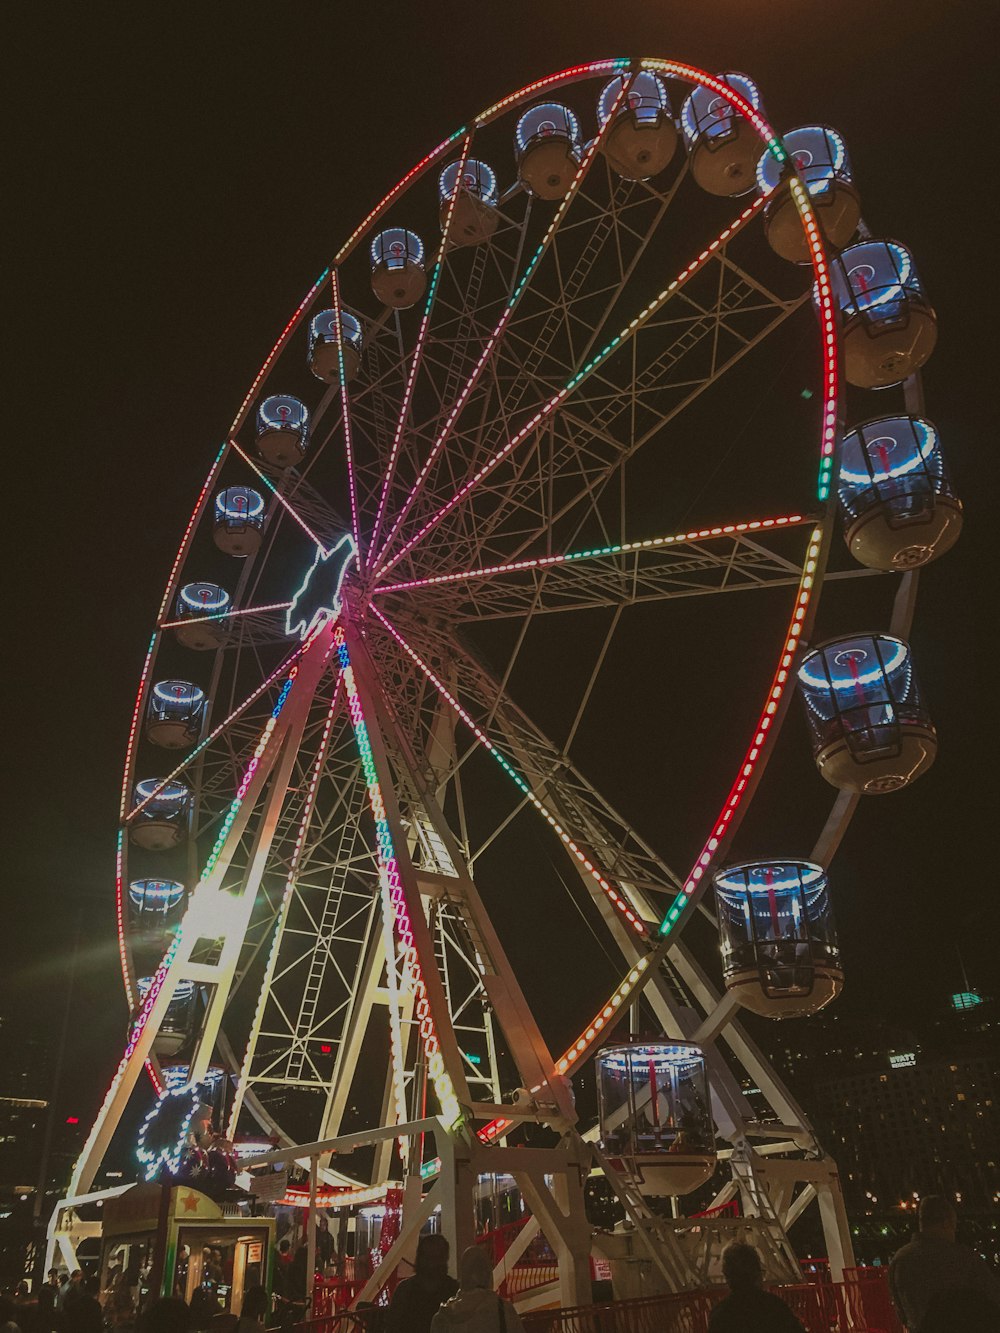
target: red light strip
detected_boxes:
[229,441,329,553]
[374,194,767,580]
[551,525,825,1078]
[330,269,364,568]
[368,134,475,563]
[370,605,648,938]
[158,600,292,630]
[374,514,808,595]
[372,81,631,573]
[228,268,330,436]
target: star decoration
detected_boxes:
[285,534,357,640]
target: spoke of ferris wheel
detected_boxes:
[373,193,769,580]
[126,635,310,821]
[367,133,475,560]
[369,604,648,940]
[229,440,330,554]
[373,513,812,595]
[158,600,292,630]
[330,268,364,568]
[370,78,635,573]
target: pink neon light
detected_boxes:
[228,441,329,553]
[368,134,475,564]
[374,515,808,594]
[159,600,292,630]
[375,194,767,580]
[372,85,629,572]
[330,269,364,567]
[228,269,330,436]
[370,605,648,938]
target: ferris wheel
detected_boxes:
[59,58,959,1297]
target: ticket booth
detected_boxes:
[99,1183,274,1324]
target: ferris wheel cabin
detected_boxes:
[798,634,937,794]
[256,394,309,469]
[136,978,196,1057]
[515,102,582,199]
[174,582,231,650]
[129,779,190,850]
[213,486,264,557]
[839,415,962,570]
[713,861,843,1018]
[146,680,206,749]
[129,878,185,915]
[371,228,426,308]
[758,126,860,264]
[439,159,499,246]
[596,1040,715,1196]
[830,240,937,388]
[680,73,764,196]
[596,72,677,182]
[308,310,364,385]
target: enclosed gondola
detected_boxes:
[758,126,860,263]
[713,861,843,1018]
[146,681,206,750]
[680,72,764,196]
[256,395,309,469]
[174,583,231,651]
[213,487,265,557]
[308,310,363,385]
[598,71,677,181]
[129,878,185,914]
[438,159,499,246]
[838,415,962,569]
[136,978,196,1057]
[370,228,426,308]
[798,634,936,794]
[829,240,937,389]
[515,102,582,199]
[130,779,190,850]
[595,1040,715,1195]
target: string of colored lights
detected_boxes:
[374,193,768,580]
[368,134,475,563]
[226,671,345,1141]
[228,268,330,436]
[229,441,329,554]
[330,268,364,568]
[373,514,809,595]
[371,80,632,572]
[369,605,648,938]
[158,600,292,630]
[551,524,826,1079]
[334,622,463,1126]
[127,637,310,822]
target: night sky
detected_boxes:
[5,2,997,1139]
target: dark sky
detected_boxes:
[5,1,997,1136]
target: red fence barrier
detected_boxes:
[289,1268,903,1333]
[520,1270,903,1333]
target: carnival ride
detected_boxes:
[50,58,959,1311]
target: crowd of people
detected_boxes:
[2,1193,997,1333]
